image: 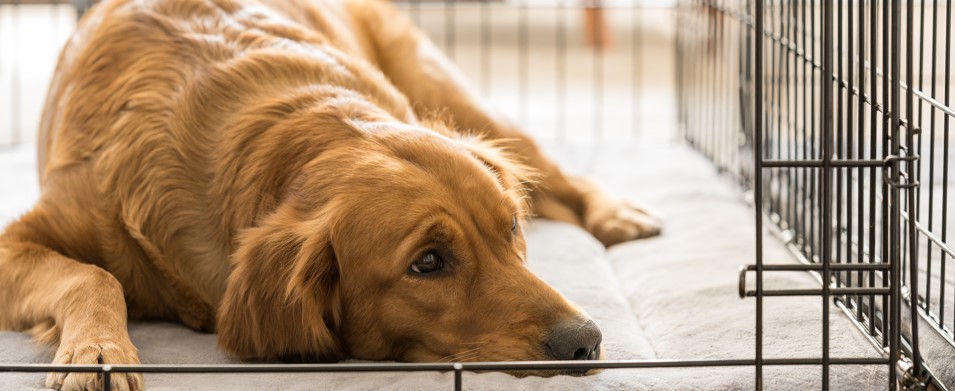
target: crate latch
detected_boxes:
[883,154,920,189]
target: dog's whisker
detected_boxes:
[437,347,483,363]
[438,350,474,362]
[450,349,480,358]
[450,352,481,362]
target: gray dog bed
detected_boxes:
[0,141,889,390]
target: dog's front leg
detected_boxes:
[0,216,143,391]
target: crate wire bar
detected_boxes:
[679,0,955,386]
[0,358,893,391]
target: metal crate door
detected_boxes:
[741,0,952,386]
[680,0,955,387]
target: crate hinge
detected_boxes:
[894,350,939,391]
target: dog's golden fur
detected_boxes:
[0,0,661,389]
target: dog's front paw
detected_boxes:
[585,200,662,247]
[46,338,144,391]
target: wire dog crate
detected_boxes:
[678,0,955,387]
[0,0,951,389]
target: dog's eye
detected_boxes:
[511,216,518,235]
[410,251,443,274]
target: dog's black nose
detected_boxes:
[544,319,602,360]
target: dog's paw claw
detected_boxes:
[46,339,144,391]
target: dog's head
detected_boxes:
[217,114,602,372]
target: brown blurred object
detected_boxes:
[583,0,612,50]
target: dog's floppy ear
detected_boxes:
[462,137,539,212]
[217,200,343,362]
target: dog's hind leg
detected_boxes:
[346,0,661,246]
[0,210,144,391]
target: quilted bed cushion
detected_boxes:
[0,141,888,390]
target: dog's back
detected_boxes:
[39,0,402,177]
[33,0,414,326]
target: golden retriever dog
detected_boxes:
[0,0,661,389]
